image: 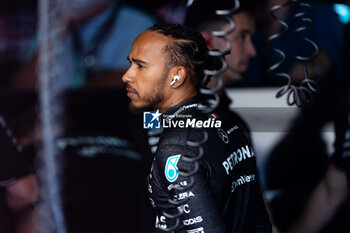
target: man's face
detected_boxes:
[210,12,256,79]
[122,30,169,112]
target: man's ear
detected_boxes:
[169,66,187,88]
[201,30,213,49]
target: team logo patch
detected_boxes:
[165,154,181,182]
[143,110,162,129]
[217,128,229,144]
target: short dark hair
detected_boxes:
[147,23,221,88]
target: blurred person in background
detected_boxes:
[58,88,155,233]
[11,0,158,89]
[185,0,259,88]
[262,1,349,232]
[0,115,37,233]
[184,0,260,141]
[284,84,350,233]
[244,0,346,86]
[264,82,350,233]
[11,0,189,90]
[287,114,349,233]
[0,1,37,89]
[0,2,38,231]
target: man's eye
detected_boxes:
[137,64,144,69]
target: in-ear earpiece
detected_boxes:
[170,75,181,86]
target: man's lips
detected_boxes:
[126,87,138,98]
[239,60,250,71]
[240,60,249,66]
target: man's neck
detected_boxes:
[158,89,197,113]
[206,71,241,91]
[221,69,242,85]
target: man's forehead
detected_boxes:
[233,12,255,30]
[128,31,168,62]
[128,30,170,66]
[217,12,255,35]
[133,31,169,52]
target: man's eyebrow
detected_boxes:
[240,29,252,34]
[127,56,149,65]
[240,29,254,35]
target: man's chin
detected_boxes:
[239,63,249,73]
[129,102,153,114]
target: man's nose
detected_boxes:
[122,68,134,84]
[247,39,256,57]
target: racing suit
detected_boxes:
[148,95,272,233]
